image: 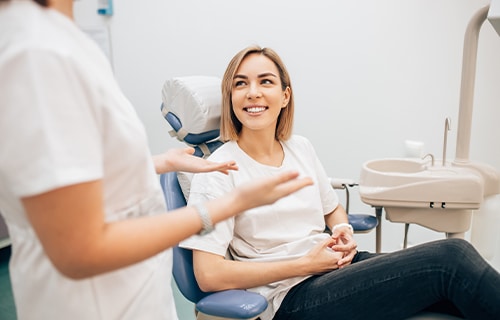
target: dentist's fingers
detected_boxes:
[236,171,313,209]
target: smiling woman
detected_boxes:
[179,45,500,320]
[221,46,294,142]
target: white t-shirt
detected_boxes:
[180,135,339,320]
[0,1,177,319]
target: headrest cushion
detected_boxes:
[161,76,222,138]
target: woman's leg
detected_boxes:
[273,239,500,320]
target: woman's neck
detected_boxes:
[237,131,284,167]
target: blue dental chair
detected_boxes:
[160,171,268,319]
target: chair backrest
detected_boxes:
[160,76,228,304]
[161,76,223,158]
[159,172,211,303]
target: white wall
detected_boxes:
[75,0,500,316]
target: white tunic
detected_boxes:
[180,136,338,320]
[0,1,177,319]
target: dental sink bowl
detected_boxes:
[364,158,425,174]
[359,158,484,235]
[360,158,483,208]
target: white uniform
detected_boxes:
[0,1,177,319]
[180,135,339,320]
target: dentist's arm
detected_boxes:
[22,171,312,279]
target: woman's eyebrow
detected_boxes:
[233,72,278,80]
[257,72,278,78]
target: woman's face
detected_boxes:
[231,53,290,137]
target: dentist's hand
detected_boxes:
[234,171,313,211]
[153,147,238,174]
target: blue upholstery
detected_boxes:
[164,110,220,145]
[159,172,268,319]
[163,108,224,158]
[348,214,378,232]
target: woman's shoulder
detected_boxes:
[283,134,314,150]
[206,141,239,161]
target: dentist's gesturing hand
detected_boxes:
[153,147,238,175]
[234,171,314,210]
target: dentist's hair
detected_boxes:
[0,0,48,6]
[220,45,294,142]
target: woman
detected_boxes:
[0,1,312,319]
[180,45,500,320]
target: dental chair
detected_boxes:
[160,76,460,320]
[160,171,268,320]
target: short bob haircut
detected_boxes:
[220,45,294,142]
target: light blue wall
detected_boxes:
[74,0,500,316]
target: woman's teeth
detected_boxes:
[246,106,266,113]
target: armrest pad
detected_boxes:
[196,289,268,318]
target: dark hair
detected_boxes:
[34,0,48,6]
[0,0,48,6]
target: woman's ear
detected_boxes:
[282,87,291,108]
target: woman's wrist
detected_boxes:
[331,223,354,234]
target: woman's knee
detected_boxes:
[429,238,480,266]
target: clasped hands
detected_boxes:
[304,228,358,275]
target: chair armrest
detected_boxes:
[196,289,268,319]
[329,177,357,189]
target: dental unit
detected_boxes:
[359,1,500,261]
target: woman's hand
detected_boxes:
[331,227,358,268]
[299,237,344,275]
[153,147,238,174]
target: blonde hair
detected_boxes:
[220,46,294,142]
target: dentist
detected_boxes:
[0,1,312,319]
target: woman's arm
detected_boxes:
[22,171,312,279]
[193,237,344,292]
[324,204,349,231]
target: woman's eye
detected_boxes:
[234,80,246,87]
[261,79,273,85]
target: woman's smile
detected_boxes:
[244,105,268,114]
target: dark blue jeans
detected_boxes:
[274,239,500,320]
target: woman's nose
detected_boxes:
[246,83,262,99]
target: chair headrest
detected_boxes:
[161,76,223,157]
